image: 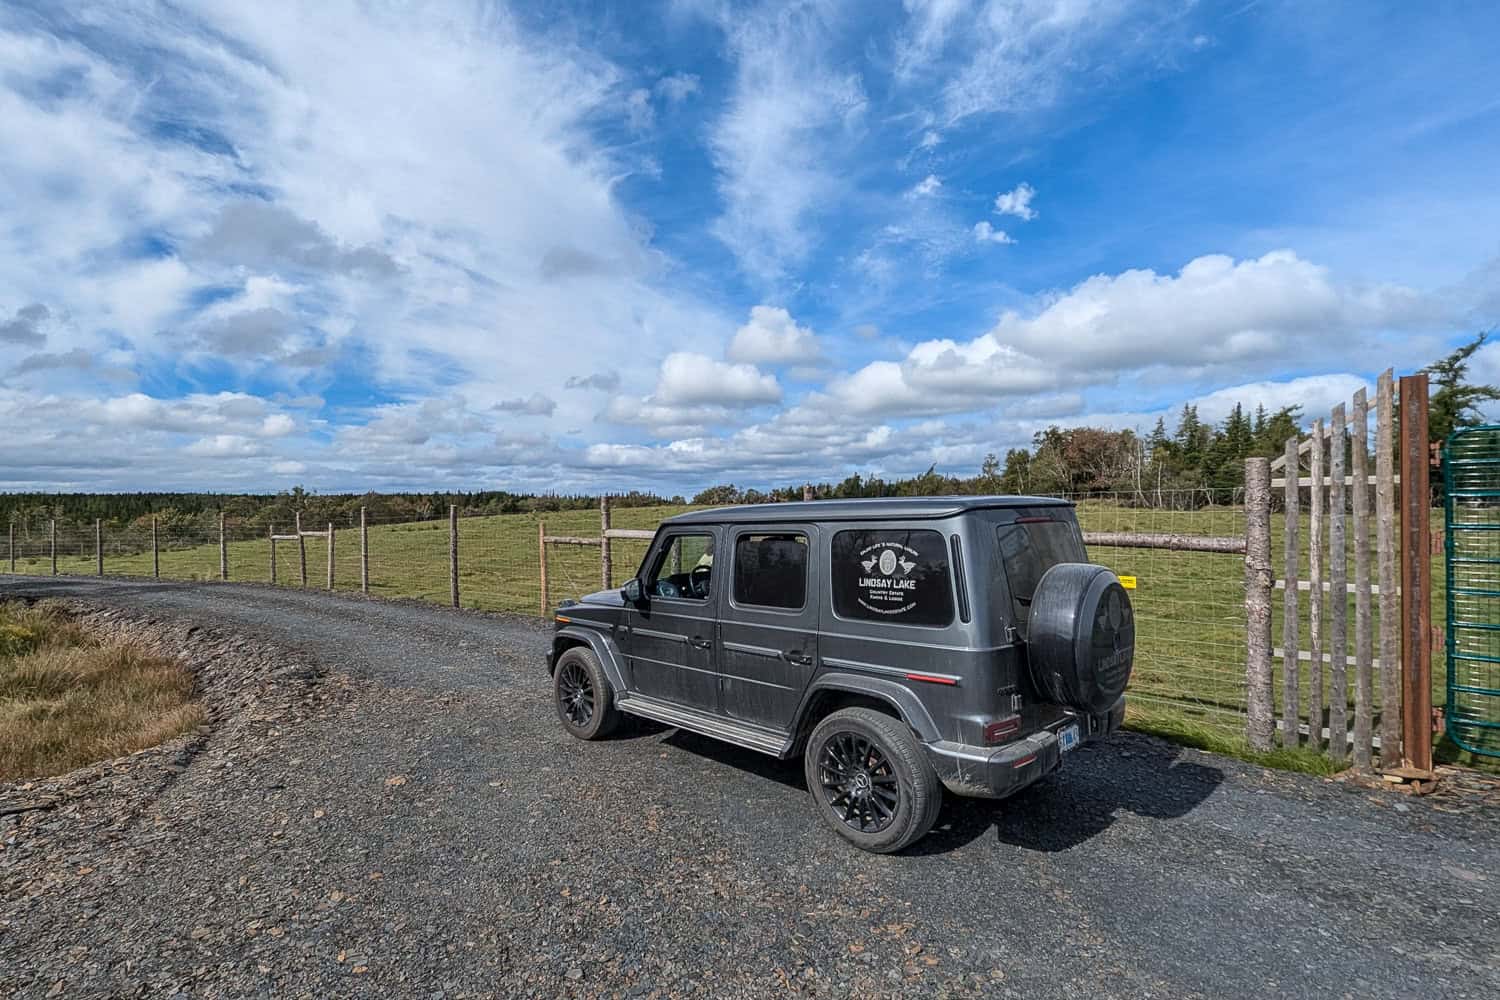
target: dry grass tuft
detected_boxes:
[0,602,204,782]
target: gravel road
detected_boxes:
[2,577,1498,999]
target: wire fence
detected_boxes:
[7,493,1260,737]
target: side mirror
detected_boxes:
[621,578,644,604]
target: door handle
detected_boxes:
[783,651,814,666]
[690,637,712,649]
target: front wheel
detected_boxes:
[803,708,943,853]
[553,647,619,741]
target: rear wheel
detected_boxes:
[553,647,619,741]
[803,708,942,853]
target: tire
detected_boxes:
[1026,563,1135,715]
[803,708,943,853]
[553,647,619,741]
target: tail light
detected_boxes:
[983,717,1021,745]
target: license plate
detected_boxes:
[1058,723,1080,753]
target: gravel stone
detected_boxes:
[1,576,1498,999]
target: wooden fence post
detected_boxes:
[539,520,549,617]
[1352,389,1373,767]
[1308,421,1325,750]
[7,520,13,574]
[269,524,277,584]
[327,523,335,591]
[1376,370,1400,761]
[1281,436,1301,747]
[1328,403,1348,759]
[152,515,160,579]
[1245,457,1274,751]
[1398,373,1433,773]
[360,507,369,594]
[295,511,307,587]
[449,505,459,609]
[600,495,612,591]
[95,518,103,577]
[50,519,56,575]
[219,512,228,581]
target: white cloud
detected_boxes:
[973,221,1015,244]
[655,73,701,102]
[907,174,943,198]
[1190,375,1372,426]
[494,393,558,416]
[993,182,1037,221]
[727,306,824,365]
[708,6,867,282]
[653,352,781,407]
[625,88,655,131]
[987,250,1438,374]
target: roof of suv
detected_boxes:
[662,495,1072,526]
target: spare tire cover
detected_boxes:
[1025,563,1134,715]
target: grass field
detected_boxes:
[2,499,1458,769]
[0,601,203,781]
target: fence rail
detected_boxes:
[2,482,1446,757]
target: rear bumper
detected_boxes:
[925,696,1126,799]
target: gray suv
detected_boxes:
[546,497,1134,852]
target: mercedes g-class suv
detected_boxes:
[546,497,1134,853]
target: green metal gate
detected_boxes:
[1445,426,1500,756]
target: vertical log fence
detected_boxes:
[1258,368,1430,769]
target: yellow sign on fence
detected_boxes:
[1118,575,1137,589]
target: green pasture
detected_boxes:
[3,500,1456,767]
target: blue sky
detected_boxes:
[1,0,1497,494]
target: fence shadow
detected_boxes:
[909,739,1224,855]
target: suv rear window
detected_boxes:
[996,519,1086,632]
[733,533,808,610]
[831,529,954,627]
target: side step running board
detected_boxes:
[615,695,792,758]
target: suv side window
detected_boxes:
[647,533,715,600]
[831,528,954,627]
[733,533,808,610]
[996,519,1086,633]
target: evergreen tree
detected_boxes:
[1424,332,1500,442]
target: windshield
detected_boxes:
[996,519,1086,633]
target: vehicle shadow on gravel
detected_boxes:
[911,745,1225,855]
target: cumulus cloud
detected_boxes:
[565,371,622,391]
[727,306,824,365]
[993,182,1037,221]
[190,201,398,279]
[494,393,558,416]
[13,347,92,374]
[0,303,49,345]
[653,352,781,407]
[972,221,1014,244]
[988,250,1436,373]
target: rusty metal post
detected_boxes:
[1398,373,1433,773]
[95,518,102,576]
[1244,458,1275,751]
[449,505,459,608]
[600,495,612,591]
